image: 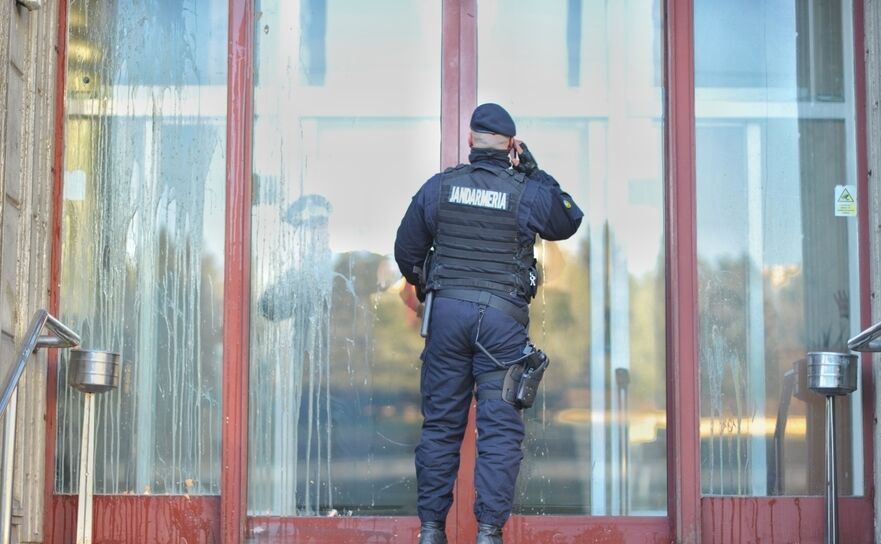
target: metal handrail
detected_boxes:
[0,310,80,417]
[1,310,79,544]
[847,320,881,353]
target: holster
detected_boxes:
[499,346,550,409]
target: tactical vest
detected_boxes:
[425,163,535,299]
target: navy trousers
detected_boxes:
[415,296,527,527]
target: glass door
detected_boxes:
[694,0,873,540]
[247,0,441,539]
[245,0,670,542]
[474,0,669,539]
[49,0,228,539]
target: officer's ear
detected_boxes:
[467,133,474,148]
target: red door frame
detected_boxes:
[42,0,875,542]
[666,0,700,541]
[444,1,479,541]
[220,0,253,540]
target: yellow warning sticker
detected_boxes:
[835,185,857,217]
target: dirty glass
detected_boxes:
[55,1,227,494]
[248,1,440,516]
[478,0,667,515]
[695,0,863,496]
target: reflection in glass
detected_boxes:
[695,0,863,496]
[478,0,667,516]
[248,1,441,516]
[56,0,227,494]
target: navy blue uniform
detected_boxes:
[395,148,583,528]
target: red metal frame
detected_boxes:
[42,0,877,542]
[448,1,479,542]
[456,0,477,166]
[220,0,254,541]
[853,0,876,517]
[441,0,464,170]
[247,517,422,543]
[665,0,700,542]
[44,0,68,538]
[43,0,249,541]
[49,496,220,542]
[701,497,873,543]
[244,517,670,544]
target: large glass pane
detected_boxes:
[695,0,863,496]
[248,1,441,516]
[56,1,227,494]
[478,0,667,515]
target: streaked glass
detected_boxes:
[248,0,441,516]
[56,0,227,494]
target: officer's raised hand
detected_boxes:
[512,139,538,176]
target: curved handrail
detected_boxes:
[0,310,80,418]
[847,320,881,353]
[0,311,79,544]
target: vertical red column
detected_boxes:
[44,0,69,539]
[442,0,463,169]
[440,0,464,537]
[455,0,478,539]
[442,0,477,169]
[441,1,479,540]
[852,0,876,510]
[458,0,477,165]
[665,0,700,542]
[222,0,254,542]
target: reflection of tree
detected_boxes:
[530,232,666,414]
[371,287,424,392]
[323,251,423,513]
[529,242,590,386]
[698,251,850,495]
[253,220,671,514]
[515,228,668,514]
[629,248,667,409]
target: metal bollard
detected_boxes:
[67,349,121,544]
[806,352,858,544]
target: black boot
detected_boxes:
[418,521,448,544]
[476,523,503,544]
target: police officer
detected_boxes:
[394,103,583,544]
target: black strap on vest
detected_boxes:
[435,288,529,327]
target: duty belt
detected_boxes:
[435,288,529,327]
